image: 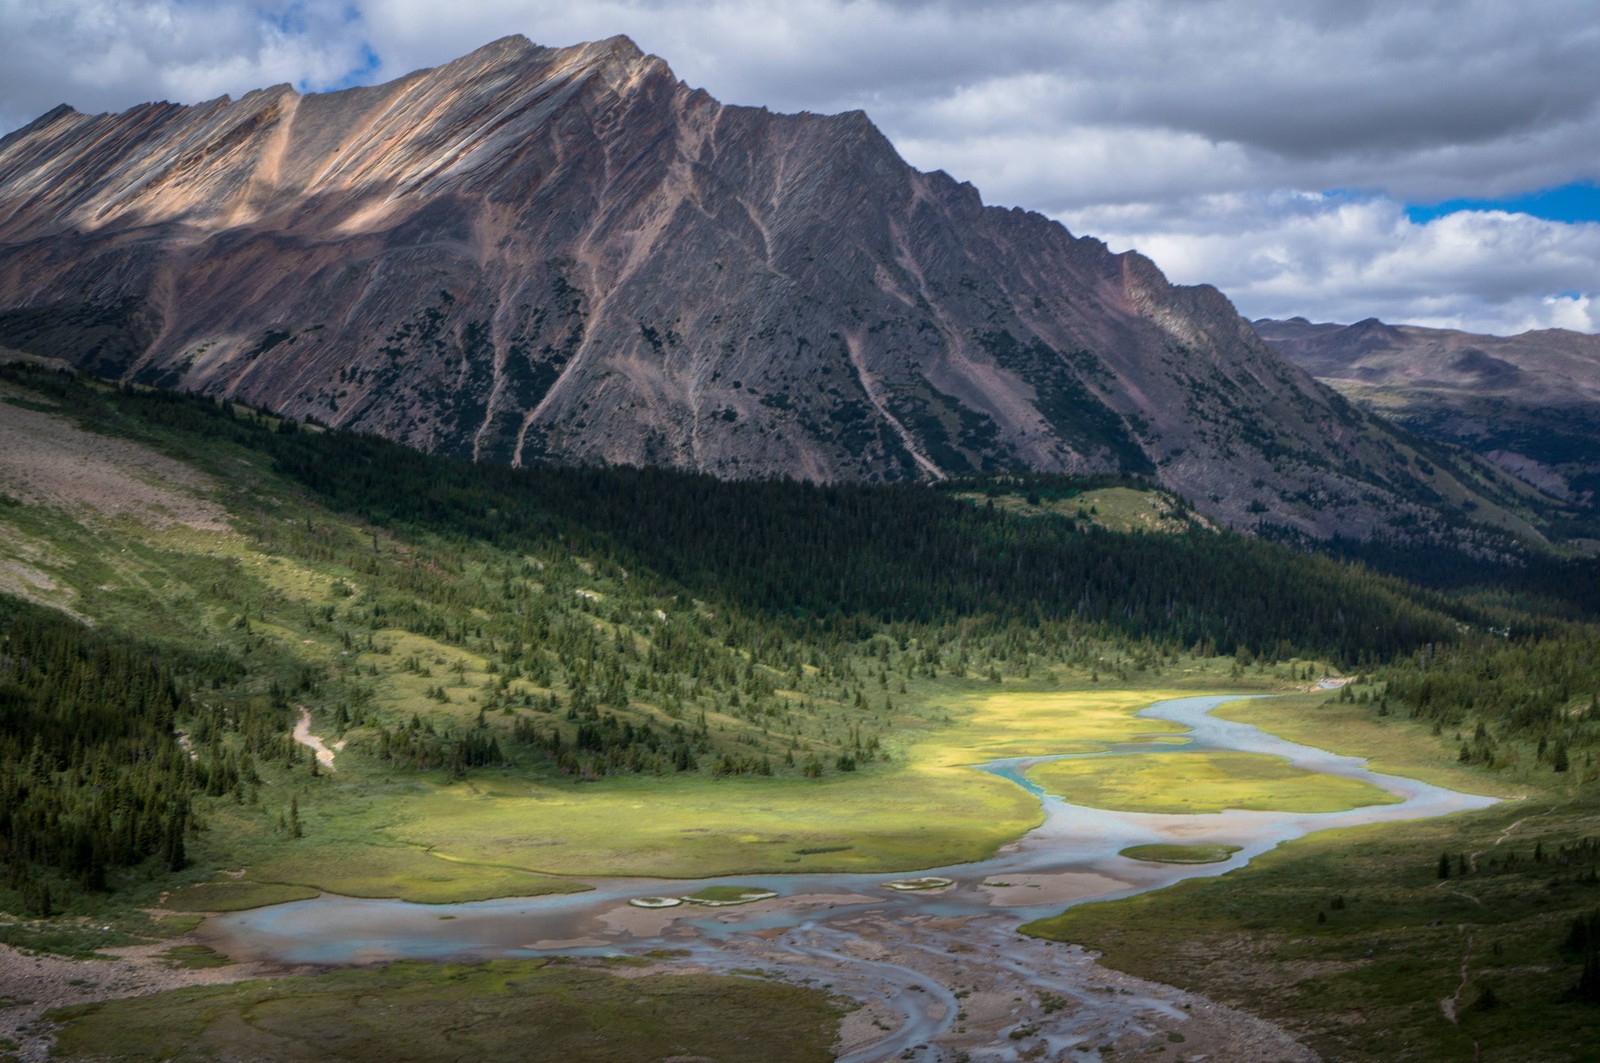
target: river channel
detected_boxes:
[202,695,1499,1061]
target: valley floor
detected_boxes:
[3,908,1319,1063]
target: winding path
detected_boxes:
[292,707,340,772]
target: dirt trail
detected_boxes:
[1441,928,1473,1024]
[292,707,342,771]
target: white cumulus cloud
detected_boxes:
[1063,193,1600,333]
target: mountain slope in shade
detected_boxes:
[1257,317,1600,511]
[0,35,1518,542]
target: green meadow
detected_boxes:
[340,687,1199,881]
[1026,749,1400,814]
[46,960,846,1062]
[1120,843,1241,864]
[189,684,1213,899]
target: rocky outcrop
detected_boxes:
[0,35,1509,540]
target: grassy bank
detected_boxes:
[1025,689,1600,1062]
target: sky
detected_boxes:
[2,0,1598,336]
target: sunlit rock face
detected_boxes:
[0,35,1463,539]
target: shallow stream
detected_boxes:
[203,694,1498,1060]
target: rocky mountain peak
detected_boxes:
[0,38,1523,545]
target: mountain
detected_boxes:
[0,35,1525,542]
[1257,317,1600,518]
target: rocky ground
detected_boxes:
[4,901,1318,1063]
[0,938,309,1063]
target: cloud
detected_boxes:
[2,0,1599,333]
[1063,193,1600,333]
[0,0,372,132]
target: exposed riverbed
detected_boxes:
[200,695,1498,1060]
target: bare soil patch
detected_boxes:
[0,391,229,531]
[0,935,309,1063]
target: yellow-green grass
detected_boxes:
[1119,843,1240,864]
[359,628,498,721]
[380,688,1200,878]
[1212,693,1510,796]
[953,485,1196,534]
[386,768,1037,878]
[1025,750,1401,814]
[157,944,231,970]
[163,882,320,913]
[46,959,846,1063]
[152,914,205,935]
[245,843,583,904]
[931,687,1193,759]
[682,886,778,905]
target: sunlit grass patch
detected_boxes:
[949,688,1193,760]
[162,881,320,913]
[1026,750,1401,814]
[245,843,582,904]
[158,944,231,969]
[1212,693,1508,796]
[391,767,1042,878]
[1119,843,1241,864]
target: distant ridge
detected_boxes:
[1257,316,1600,512]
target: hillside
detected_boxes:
[4,363,1600,1062]
[0,36,1536,544]
[1257,317,1600,540]
[0,360,1485,911]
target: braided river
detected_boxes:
[202,695,1497,1061]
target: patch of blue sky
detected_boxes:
[298,43,381,94]
[1405,182,1600,225]
[262,2,311,37]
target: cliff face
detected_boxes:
[0,36,1494,539]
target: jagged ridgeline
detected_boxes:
[0,36,1531,546]
[0,362,1510,915]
